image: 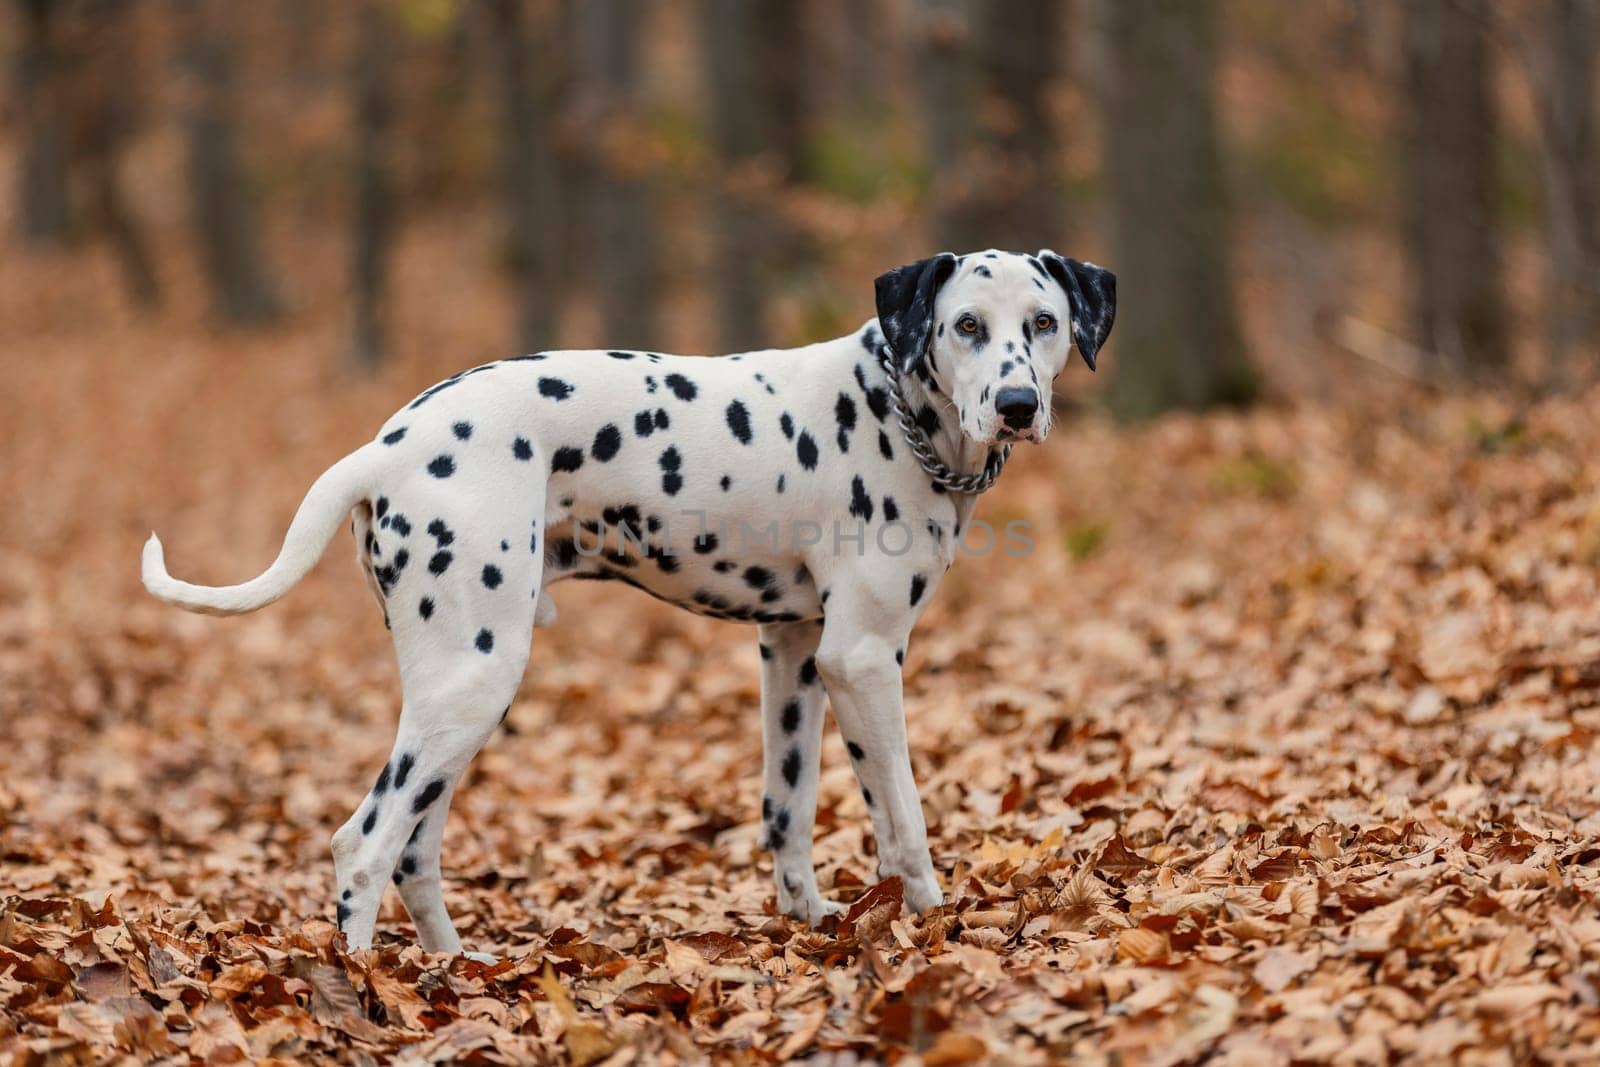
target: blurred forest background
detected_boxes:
[7,0,1599,414]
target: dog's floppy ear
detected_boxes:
[874,253,958,373]
[1038,251,1116,371]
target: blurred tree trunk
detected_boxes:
[976,0,1064,250]
[917,0,984,253]
[175,0,283,325]
[917,0,1063,254]
[484,0,560,352]
[1526,0,1599,376]
[699,0,807,351]
[1102,0,1253,419]
[351,0,394,366]
[1402,0,1504,375]
[15,0,71,245]
[579,0,658,348]
[77,0,161,307]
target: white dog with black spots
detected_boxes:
[143,249,1116,958]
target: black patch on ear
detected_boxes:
[874,253,958,373]
[1039,252,1116,371]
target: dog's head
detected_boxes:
[875,250,1115,446]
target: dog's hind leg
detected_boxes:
[390,781,467,953]
[756,620,842,923]
[332,475,546,955]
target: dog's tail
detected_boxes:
[142,442,383,616]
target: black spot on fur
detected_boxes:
[453,421,473,440]
[395,752,414,788]
[781,699,802,733]
[664,373,697,401]
[835,394,857,452]
[362,808,377,835]
[725,400,753,444]
[780,412,795,440]
[375,496,389,518]
[428,455,455,478]
[865,385,890,423]
[796,431,819,470]
[482,564,503,589]
[476,628,494,653]
[744,566,773,591]
[391,515,412,537]
[916,405,940,437]
[849,476,873,522]
[538,377,574,400]
[720,474,732,491]
[513,437,533,461]
[847,741,864,760]
[714,560,736,573]
[419,597,434,620]
[759,643,772,661]
[878,430,894,460]
[400,856,416,876]
[975,264,992,278]
[552,447,584,473]
[659,446,683,495]
[591,424,622,462]
[337,902,351,927]
[863,788,873,806]
[428,551,453,576]
[782,748,801,787]
[882,496,899,521]
[910,573,927,606]
[694,532,718,554]
[608,350,635,360]
[655,408,670,429]
[382,427,407,445]
[412,779,445,814]
[373,762,392,796]
[776,473,786,494]
[799,657,817,685]
[634,410,656,437]
[428,519,454,546]
[896,648,905,665]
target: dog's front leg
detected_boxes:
[756,620,842,923]
[814,607,941,913]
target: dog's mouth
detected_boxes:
[991,425,1045,445]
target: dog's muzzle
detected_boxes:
[994,386,1041,442]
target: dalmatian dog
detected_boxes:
[143,249,1115,956]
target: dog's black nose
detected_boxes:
[995,386,1039,431]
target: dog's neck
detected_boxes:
[892,358,1003,487]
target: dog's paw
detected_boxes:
[784,896,846,925]
[462,950,499,965]
[887,869,943,913]
[776,871,844,925]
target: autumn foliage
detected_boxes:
[6,235,1600,1064]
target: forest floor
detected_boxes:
[5,233,1600,1064]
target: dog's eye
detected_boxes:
[957,315,979,334]
[1034,313,1056,332]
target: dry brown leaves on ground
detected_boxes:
[6,253,1600,1063]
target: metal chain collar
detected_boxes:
[876,342,1011,495]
